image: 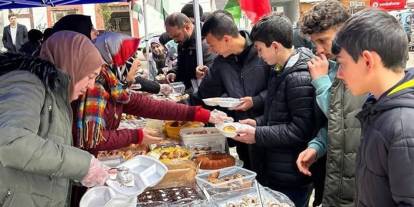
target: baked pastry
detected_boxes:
[97,144,148,161]
[195,152,235,170]
[148,146,191,163]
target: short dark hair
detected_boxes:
[334,9,408,70]
[211,10,234,21]
[8,13,16,19]
[28,29,43,42]
[159,32,172,45]
[165,12,192,28]
[201,12,211,22]
[201,10,238,39]
[181,3,203,19]
[301,0,350,35]
[42,28,53,41]
[251,13,293,48]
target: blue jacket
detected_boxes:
[308,61,338,158]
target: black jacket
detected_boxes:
[0,53,59,88]
[169,30,215,90]
[19,41,40,56]
[355,69,414,207]
[254,48,316,188]
[193,31,269,121]
[2,24,28,53]
[133,76,161,94]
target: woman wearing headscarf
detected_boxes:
[148,37,168,79]
[72,32,228,152]
[0,31,109,207]
[48,14,96,40]
[117,52,173,95]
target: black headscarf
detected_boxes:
[51,14,93,40]
[0,53,58,89]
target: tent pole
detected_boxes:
[143,0,150,71]
[192,0,203,92]
[193,0,202,66]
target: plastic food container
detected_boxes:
[106,155,168,196]
[164,121,204,140]
[80,186,113,207]
[202,97,241,108]
[152,160,198,189]
[180,127,226,154]
[211,182,295,207]
[215,122,250,138]
[80,186,137,207]
[137,185,207,207]
[170,82,186,94]
[197,159,243,175]
[196,166,256,193]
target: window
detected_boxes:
[52,9,78,24]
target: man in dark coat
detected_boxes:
[2,13,27,53]
[334,9,414,207]
[19,29,43,56]
[164,12,215,91]
[192,11,269,172]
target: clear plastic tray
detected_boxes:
[202,97,241,108]
[180,127,223,138]
[211,182,294,207]
[106,156,168,196]
[180,127,226,154]
[197,159,243,174]
[169,82,185,94]
[137,185,206,207]
[196,166,256,193]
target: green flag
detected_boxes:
[224,0,242,23]
[133,4,144,22]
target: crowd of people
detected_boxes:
[0,1,414,207]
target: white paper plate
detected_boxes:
[215,123,250,138]
[202,97,241,108]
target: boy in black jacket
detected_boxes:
[234,13,316,207]
[334,9,414,207]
